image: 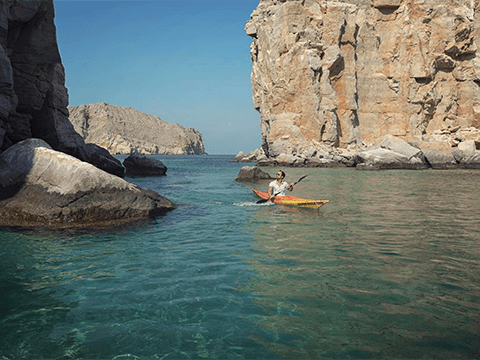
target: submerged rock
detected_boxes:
[123,154,167,177]
[0,139,175,228]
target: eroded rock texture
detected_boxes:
[246,0,480,159]
[0,0,123,176]
[0,139,175,228]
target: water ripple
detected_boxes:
[1,161,480,359]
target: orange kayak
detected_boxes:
[252,189,329,209]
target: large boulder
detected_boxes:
[414,141,458,169]
[0,139,175,228]
[84,143,125,177]
[123,154,167,177]
[355,147,427,170]
[458,151,480,169]
[456,140,480,169]
[379,135,422,160]
[231,148,269,163]
[231,151,248,162]
[235,166,274,183]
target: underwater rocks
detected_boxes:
[0,139,175,228]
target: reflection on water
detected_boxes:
[242,169,480,359]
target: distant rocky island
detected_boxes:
[69,103,206,155]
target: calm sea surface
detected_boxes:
[1,155,479,359]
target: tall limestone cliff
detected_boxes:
[68,103,206,155]
[245,0,480,160]
[0,0,123,176]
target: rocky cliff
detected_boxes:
[245,0,480,165]
[0,0,123,176]
[69,103,206,155]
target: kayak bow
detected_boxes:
[252,189,328,209]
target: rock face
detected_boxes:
[0,139,175,228]
[245,0,480,166]
[0,0,124,177]
[123,154,168,177]
[232,148,269,163]
[69,103,207,155]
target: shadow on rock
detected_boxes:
[0,139,175,229]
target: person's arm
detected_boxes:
[268,186,274,199]
[287,182,294,192]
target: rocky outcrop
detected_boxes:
[69,103,206,155]
[0,0,124,177]
[0,139,175,228]
[233,132,480,169]
[245,0,480,168]
[232,148,269,163]
[123,154,167,177]
[235,166,274,183]
[355,135,428,170]
[233,145,357,167]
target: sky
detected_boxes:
[53,0,262,155]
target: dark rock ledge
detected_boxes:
[123,154,167,177]
[0,139,175,228]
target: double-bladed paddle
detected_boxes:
[256,175,308,204]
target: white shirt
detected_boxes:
[269,180,290,197]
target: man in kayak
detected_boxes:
[268,170,295,202]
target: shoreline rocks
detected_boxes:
[232,131,480,170]
[0,139,175,228]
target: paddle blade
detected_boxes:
[256,198,269,204]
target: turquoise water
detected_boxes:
[1,155,480,359]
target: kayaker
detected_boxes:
[268,170,294,201]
